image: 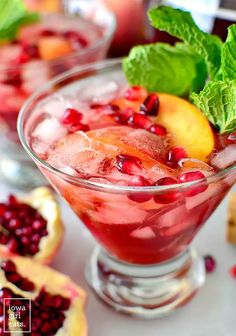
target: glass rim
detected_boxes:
[17,58,236,194]
[0,10,116,71]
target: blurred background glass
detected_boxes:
[61,0,236,56]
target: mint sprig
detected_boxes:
[123,5,236,134]
[191,80,236,134]
[0,0,40,41]
[123,42,207,96]
[221,25,236,80]
[148,6,222,79]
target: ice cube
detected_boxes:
[210,144,236,169]
[77,79,120,104]
[131,227,156,239]
[31,115,68,157]
[35,94,73,120]
[179,158,214,177]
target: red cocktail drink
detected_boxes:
[18,59,236,317]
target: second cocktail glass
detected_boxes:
[18,59,236,318]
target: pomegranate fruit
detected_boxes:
[0,257,87,335]
[0,188,64,264]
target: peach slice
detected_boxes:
[155,94,214,162]
[38,36,73,60]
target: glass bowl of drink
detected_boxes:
[18,58,236,318]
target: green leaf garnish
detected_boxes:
[123,42,207,96]
[148,6,222,79]
[0,0,40,41]
[221,25,236,80]
[191,80,236,134]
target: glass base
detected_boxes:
[86,247,205,318]
[0,157,46,189]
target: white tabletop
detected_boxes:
[1,181,236,336]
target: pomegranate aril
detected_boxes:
[19,278,35,291]
[168,146,188,167]
[204,255,216,273]
[179,171,207,197]
[127,112,151,129]
[32,219,46,231]
[115,154,143,175]
[40,29,57,37]
[1,260,16,273]
[6,272,21,284]
[140,93,159,116]
[22,43,39,59]
[229,265,236,278]
[9,218,21,229]
[64,30,88,48]
[61,297,70,310]
[124,86,146,101]
[3,69,22,87]
[21,236,30,246]
[128,176,152,203]
[61,108,83,125]
[41,321,51,333]
[114,107,134,124]
[69,122,90,133]
[8,238,19,253]
[149,124,167,136]
[153,177,180,204]
[16,50,31,64]
[32,233,41,243]
[0,233,10,244]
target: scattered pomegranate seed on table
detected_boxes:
[229,265,236,278]
[204,255,216,273]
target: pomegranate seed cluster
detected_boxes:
[0,260,71,336]
[0,195,48,256]
[1,260,35,291]
[113,153,207,203]
[58,86,210,204]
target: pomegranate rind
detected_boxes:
[0,256,87,336]
[0,187,64,264]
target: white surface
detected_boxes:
[1,181,236,336]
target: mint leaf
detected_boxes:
[123,42,207,96]
[191,80,236,134]
[0,0,40,41]
[221,25,236,80]
[148,6,222,79]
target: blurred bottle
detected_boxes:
[24,0,61,12]
[102,0,154,56]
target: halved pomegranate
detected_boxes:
[0,187,64,264]
[0,257,87,335]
